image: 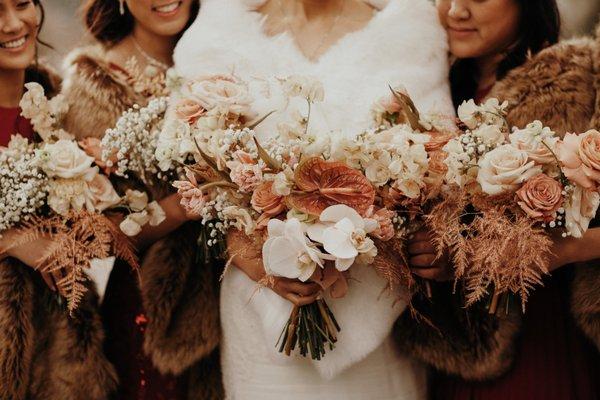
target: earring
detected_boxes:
[119,0,125,15]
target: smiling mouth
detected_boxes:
[0,35,28,49]
[152,1,182,14]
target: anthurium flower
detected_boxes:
[306,205,378,271]
[262,218,330,281]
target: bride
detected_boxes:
[173,0,453,398]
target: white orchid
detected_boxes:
[307,205,378,271]
[262,218,329,281]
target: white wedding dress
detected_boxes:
[174,0,453,398]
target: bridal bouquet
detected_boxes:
[0,83,164,313]
[429,98,600,311]
[156,74,455,359]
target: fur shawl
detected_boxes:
[60,45,223,399]
[0,64,119,400]
[490,29,600,353]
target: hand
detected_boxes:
[2,231,64,292]
[407,229,453,281]
[227,229,322,306]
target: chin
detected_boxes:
[150,20,190,37]
[449,43,482,60]
[0,51,35,72]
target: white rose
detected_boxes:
[365,156,392,187]
[565,187,600,238]
[85,173,121,212]
[125,190,149,212]
[474,124,505,146]
[39,140,94,179]
[189,75,253,116]
[477,144,542,195]
[509,121,559,165]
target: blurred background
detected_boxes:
[42,0,600,70]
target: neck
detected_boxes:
[476,52,504,91]
[131,25,178,67]
[0,69,25,108]
[295,0,345,20]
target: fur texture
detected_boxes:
[394,283,521,381]
[0,259,118,400]
[60,45,223,398]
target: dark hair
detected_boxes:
[449,0,561,108]
[82,0,200,46]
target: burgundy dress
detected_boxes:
[0,106,34,145]
[431,267,600,400]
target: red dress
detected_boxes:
[431,266,600,400]
[0,106,34,145]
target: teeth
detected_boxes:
[155,2,179,13]
[0,36,27,49]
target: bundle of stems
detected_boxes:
[277,299,340,360]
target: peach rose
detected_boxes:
[516,173,563,222]
[559,131,600,189]
[425,132,454,153]
[251,181,286,226]
[85,173,121,212]
[175,98,205,124]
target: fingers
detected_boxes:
[275,278,321,297]
[410,254,438,268]
[273,278,322,306]
[285,292,320,306]
[410,229,432,242]
[407,240,436,256]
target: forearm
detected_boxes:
[226,229,266,282]
[132,194,190,250]
[551,227,600,268]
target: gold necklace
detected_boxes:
[131,36,170,72]
[277,0,346,60]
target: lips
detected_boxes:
[448,27,477,34]
[0,35,28,50]
[152,1,182,14]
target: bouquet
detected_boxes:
[157,74,456,359]
[0,83,164,313]
[429,98,600,312]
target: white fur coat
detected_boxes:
[174,0,452,397]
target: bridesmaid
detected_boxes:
[0,1,118,399]
[61,1,222,399]
[409,1,600,399]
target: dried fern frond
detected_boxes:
[426,188,552,311]
[17,211,139,314]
